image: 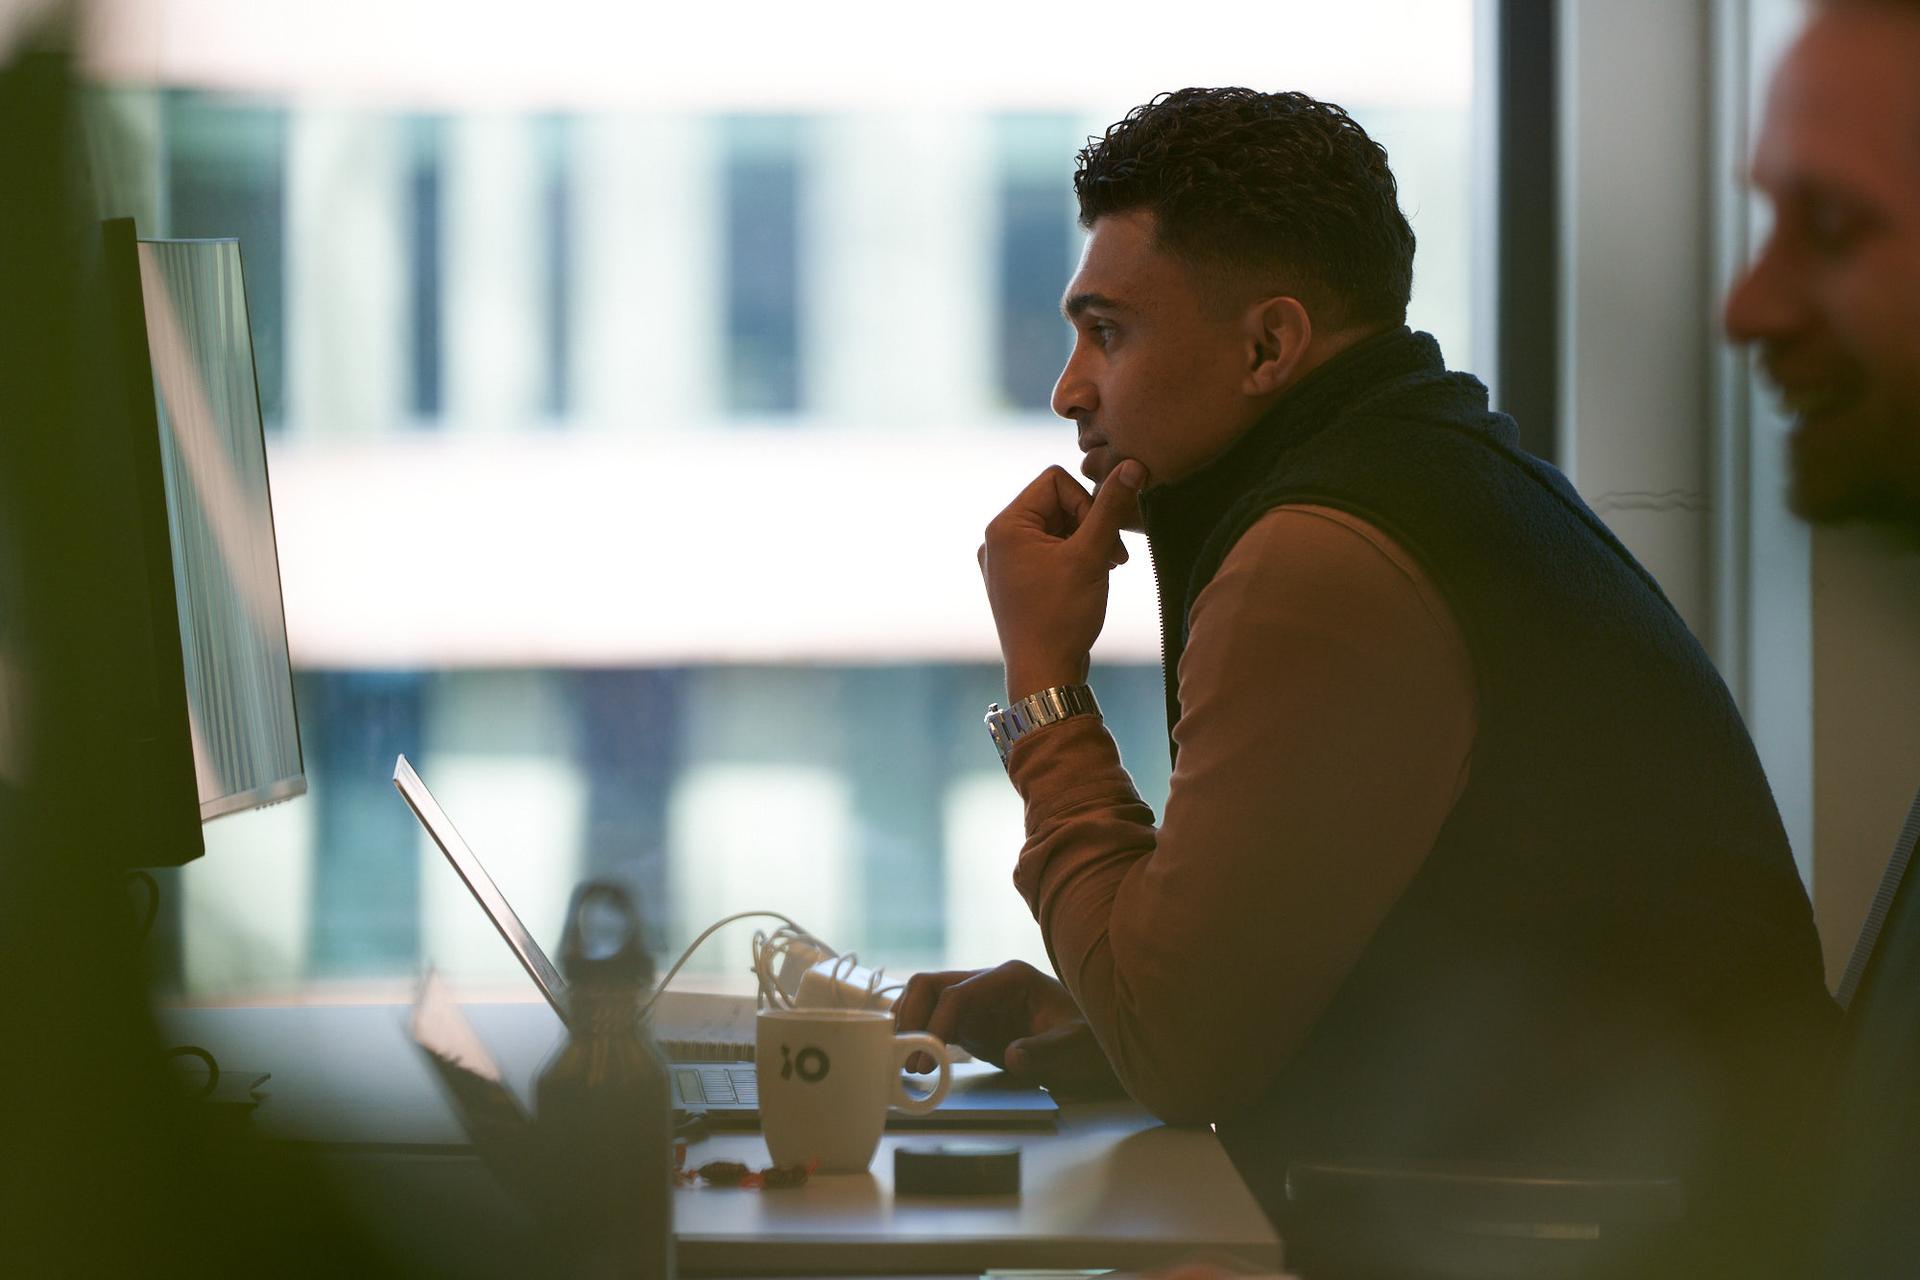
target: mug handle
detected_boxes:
[890,1032,953,1115]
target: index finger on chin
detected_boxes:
[1044,466,1095,527]
[1003,465,1090,528]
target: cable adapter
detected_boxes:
[794,956,895,1011]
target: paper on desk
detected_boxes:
[412,968,508,1083]
[410,968,547,1209]
[648,989,758,1061]
[412,971,532,1146]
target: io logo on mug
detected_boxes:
[756,1008,952,1172]
[779,1044,833,1083]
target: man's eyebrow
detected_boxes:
[1061,292,1129,320]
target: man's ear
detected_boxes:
[1242,295,1313,396]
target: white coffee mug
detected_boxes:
[755,1008,953,1172]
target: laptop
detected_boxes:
[393,754,1058,1129]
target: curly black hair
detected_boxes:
[1074,87,1416,330]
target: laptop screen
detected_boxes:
[393,754,571,1022]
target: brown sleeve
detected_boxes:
[1006,504,1477,1122]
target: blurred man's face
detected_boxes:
[1724,4,1920,528]
[1053,211,1260,492]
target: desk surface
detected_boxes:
[167,1001,1283,1277]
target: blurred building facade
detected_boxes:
[86,4,1479,997]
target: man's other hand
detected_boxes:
[894,960,1122,1097]
[979,461,1145,701]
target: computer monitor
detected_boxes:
[100,217,305,861]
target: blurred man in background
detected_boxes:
[1725,0,1920,536]
[1725,2,1920,1273]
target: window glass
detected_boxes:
[996,113,1080,412]
[163,93,287,432]
[106,1,1482,998]
[723,116,806,417]
[405,116,446,423]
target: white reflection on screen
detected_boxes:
[137,239,304,819]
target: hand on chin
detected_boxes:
[1081,448,1146,533]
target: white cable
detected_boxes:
[751,928,799,1008]
[808,941,898,1009]
[642,909,814,1016]
[752,924,838,1009]
[643,908,907,1015]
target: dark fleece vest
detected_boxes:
[1138,327,1837,1251]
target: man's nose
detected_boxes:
[1723,232,1800,346]
[1051,351,1096,421]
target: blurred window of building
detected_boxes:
[995,114,1079,414]
[722,115,805,417]
[164,91,288,432]
[405,115,446,424]
[535,113,575,422]
[90,0,1482,1000]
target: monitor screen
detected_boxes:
[134,237,305,821]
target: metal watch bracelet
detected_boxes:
[984,683,1101,766]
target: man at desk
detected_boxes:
[899,87,1837,1260]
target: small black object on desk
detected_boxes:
[894,1143,1021,1196]
[168,1044,270,1136]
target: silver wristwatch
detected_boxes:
[984,684,1102,765]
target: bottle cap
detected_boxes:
[558,881,656,987]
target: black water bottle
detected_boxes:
[535,882,675,1280]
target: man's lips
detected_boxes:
[1761,351,1864,420]
[1776,381,1862,422]
[1079,442,1118,483]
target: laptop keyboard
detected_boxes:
[675,1065,759,1108]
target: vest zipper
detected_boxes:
[1147,539,1180,768]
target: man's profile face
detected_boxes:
[1724,4,1920,527]
[1053,211,1260,492]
